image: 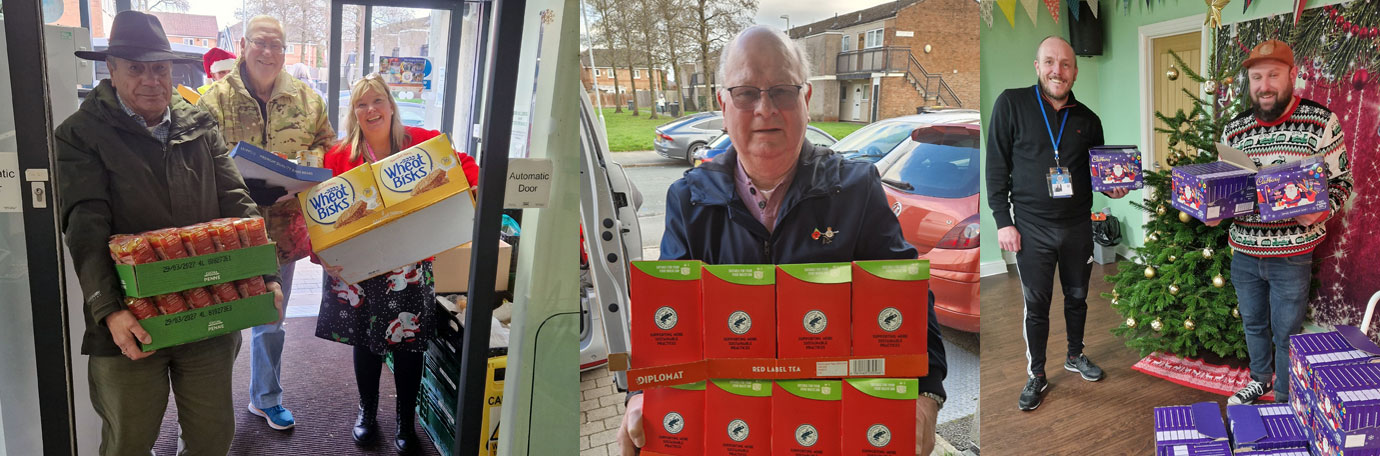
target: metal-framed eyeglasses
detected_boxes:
[723,84,805,111]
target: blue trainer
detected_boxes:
[247,403,296,430]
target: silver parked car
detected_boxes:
[653,111,723,165]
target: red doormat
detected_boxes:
[1132,351,1274,401]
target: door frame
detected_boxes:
[1137,14,1207,232]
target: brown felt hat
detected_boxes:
[74,11,198,63]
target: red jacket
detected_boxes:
[323,126,479,186]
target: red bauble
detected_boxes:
[1355,69,1371,90]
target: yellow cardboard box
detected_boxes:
[299,135,476,284]
[372,134,472,207]
[299,162,385,252]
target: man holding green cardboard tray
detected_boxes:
[56,11,284,455]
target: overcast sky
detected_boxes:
[753,0,896,32]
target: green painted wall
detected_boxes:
[978,0,1344,266]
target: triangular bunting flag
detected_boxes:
[981,0,995,28]
[1088,0,1099,18]
[1044,0,1061,23]
[1020,0,1041,25]
[1070,0,1081,21]
[1242,0,1253,14]
[998,0,1018,27]
[1293,0,1307,26]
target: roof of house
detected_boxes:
[579,48,658,68]
[149,12,219,38]
[787,0,920,39]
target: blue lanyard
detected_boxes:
[1035,85,1069,167]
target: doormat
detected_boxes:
[1132,351,1274,401]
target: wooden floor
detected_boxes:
[979,261,1225,455]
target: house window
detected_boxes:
[593,68,600,77]
[184,38,194,45]
[286,43,295,54]
[866,29,884,48]
[841,35,851,52]
[634,69,641,79]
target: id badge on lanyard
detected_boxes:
[1036,86,1073,199]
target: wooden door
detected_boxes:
[1152,32,1201,171]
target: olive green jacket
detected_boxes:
[198,59,335,263]
[56,80,262,356]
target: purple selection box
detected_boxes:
[1256,156,1330,222]
[1228,403,1310,452]
[1156,441,1233,456]
[1312,363,1380,453]
[1290,327,1380,395]
[1156,402,1230,451]
[1090,145,1144,192]
[1171,161,1256,222]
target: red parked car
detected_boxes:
[868,110,982,332]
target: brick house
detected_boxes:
[46,0,106,37]
[789,0,978,122]
[580,48,667,107]
[149,12,219,48]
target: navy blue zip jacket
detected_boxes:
[659,142,948,400]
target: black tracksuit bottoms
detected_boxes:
[1014,217,1094,377]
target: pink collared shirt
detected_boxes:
[734,158,797,234]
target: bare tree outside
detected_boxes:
[612,1,640,116]
[635,0,660,119]
[656,0,691,109]
[238,0,330,77]
[689,0,756,110]
[586,0,625,113]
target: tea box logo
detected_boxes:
[803,310,828,334]
[878,307,903,332]
[727,419,749,442]
[663,412,685,434]
[795,424,819,447]
[867,424,892,448]
[654,306,678,330]
[728,311,752,335]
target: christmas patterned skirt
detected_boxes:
[315,261,436,355]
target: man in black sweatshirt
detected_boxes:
[986,36,1129,412]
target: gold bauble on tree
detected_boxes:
[1148,233,1160,242]
[1157,205,1167,216]
[1233,307,1241,319]
[1203,247,1214,259]
[1151,318,1164,332]
[1168,255,1177,263]
[1184,319,1196,331]
[1223,76,1234,85]
[1180,211,1192,223]
[1167,67,1180,81]
[1126,317,1137,328]
[1145,266,1157,279]
[1111,297,1120,306]
[1212,274,1226,288]
[1169,284,1180,295]
[1204,80,1219,93]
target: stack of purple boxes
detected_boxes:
[1228,403,1311,455]
[1170,161,1257,223]
[1155,402,1232,455]
[1288,326,1380,455]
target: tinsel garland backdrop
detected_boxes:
[1215,3,1379,334]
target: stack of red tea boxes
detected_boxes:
[628,260,929,455]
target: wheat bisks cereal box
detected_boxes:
[706,379,772,455]
[852,260,929,357]
[643,381,706,456]
[631,261,704,369]
[842,378,918,455]
[299,162,383,251]
[703,265,777,360]
[371,134,471,208]
[772,380,841,456]
[776,263,851,359]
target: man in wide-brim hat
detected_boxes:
[57,10,284,454]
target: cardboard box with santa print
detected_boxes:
[643,381,706,456]
[1228,403,1310,453]
[1089,145,1144,192]
[1310,363,1380,455]
[1255,156,1330,222]
[1171,144,1259,223]
[702,264,777,360]
[706,379,772,455]
[772,379,841,456]
[841,378,917,455]
[776,263,851,359]
[1154,402,1230,455]
[851,260,928,357]
[631,260,705,369]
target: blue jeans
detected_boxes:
[1231,251,1313,400]
[249,262,294,409]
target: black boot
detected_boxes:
[353,402,378,443]
[395,413,419,454]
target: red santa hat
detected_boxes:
[202,48,237,78]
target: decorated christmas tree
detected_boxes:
[1105,43,1250,359]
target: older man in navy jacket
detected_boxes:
[617,25,948,455]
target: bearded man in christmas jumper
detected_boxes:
[1212,39,1353,405]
